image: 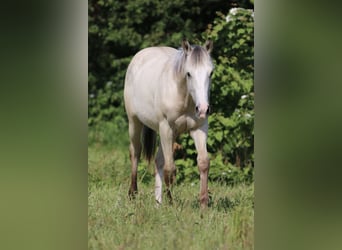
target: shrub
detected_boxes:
[175,8,254,183]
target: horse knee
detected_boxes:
[197,155,209,172]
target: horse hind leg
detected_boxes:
[128,117,143,199]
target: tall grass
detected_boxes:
[88,123,254,249]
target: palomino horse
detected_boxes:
[124,40,213,208]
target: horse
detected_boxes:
[124,39,214,208]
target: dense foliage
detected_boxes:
[175,8,254,184]
[89,0,254,185]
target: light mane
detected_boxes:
[173,49,187,78]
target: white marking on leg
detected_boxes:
[155,167,163,204]
[155,145,164,204]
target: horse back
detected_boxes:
[124,47,178,129]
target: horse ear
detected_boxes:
[182,39,192,54]
[204,40,213,53]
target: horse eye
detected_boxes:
[186,72,191,77]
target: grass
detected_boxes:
[88,127,254,250]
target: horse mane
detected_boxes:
[173,45,209,79]
[173,49,187,77]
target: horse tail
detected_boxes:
[142,125,157,163]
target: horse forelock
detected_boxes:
[190,46,209,67]
[173,45,211,78]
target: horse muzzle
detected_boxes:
[196,104,210,119]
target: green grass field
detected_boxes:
[88,143,254,250]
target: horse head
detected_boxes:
[182,39,214,119]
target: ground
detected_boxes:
[88,145,254,250]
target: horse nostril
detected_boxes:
[196,106,199,112]
[206,106,210,115]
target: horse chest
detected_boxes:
[174,114,204,134]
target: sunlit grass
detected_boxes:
[88,140,254,250]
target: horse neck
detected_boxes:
[175,76,195,111]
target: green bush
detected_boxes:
[175,8,254,183]
[212,8,254,169]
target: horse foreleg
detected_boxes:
[190,123,210,208]
[159,120,176,204]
